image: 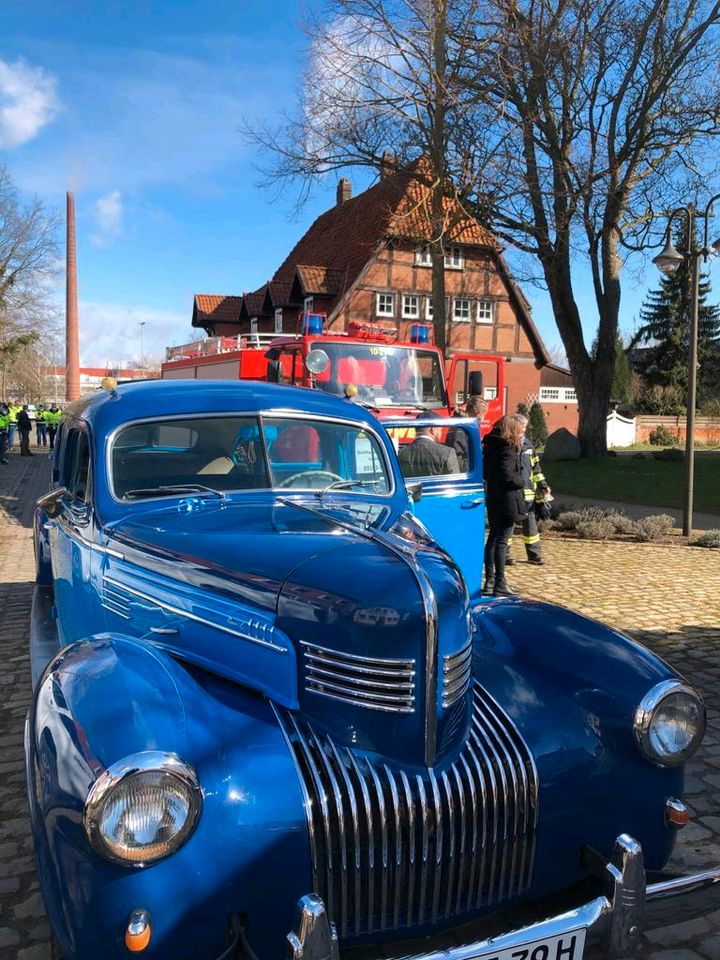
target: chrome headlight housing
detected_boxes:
[634,680,706,767]
[84,751,202,866]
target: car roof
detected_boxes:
[63,379,384,436]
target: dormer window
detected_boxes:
[274,308,283,333]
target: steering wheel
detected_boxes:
[277,470,344,489]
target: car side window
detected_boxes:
[63,429,91,502]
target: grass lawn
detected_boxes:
[548,451,720,515]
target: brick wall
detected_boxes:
[636,415,720,445]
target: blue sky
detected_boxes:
[1,0,657,368]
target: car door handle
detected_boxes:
[150,627,179,635]
[461,498,485,509]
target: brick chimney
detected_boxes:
[65,192,80,402]
[380,151,396,180]
[336,178,352,205]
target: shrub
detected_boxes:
[576,518,617,540]
[528,401,548,447]
[694,529,720,549]
[610,512,637,534]
[634,514,676,541]
[648,425,677,446]
[555,511,583,530]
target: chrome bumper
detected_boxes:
[286,835,720,960]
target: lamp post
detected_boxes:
[139,321,146,371]
[652,195,720,536]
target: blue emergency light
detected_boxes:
[409,323,430,344]
[302,313,325,335]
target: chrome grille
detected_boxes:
[276,685,538,938]
[443,642,472,707]
[301,642,416,714]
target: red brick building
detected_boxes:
[191,163,578,431]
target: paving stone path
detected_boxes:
[1,450,719,958]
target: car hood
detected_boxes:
[103,496,472,766]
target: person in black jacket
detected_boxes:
[482,415,526,596]
[17,405,34,457]
[398,425,460,478]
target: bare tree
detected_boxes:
[246,0,485,352]
[0,166,59,399]
[466,0,720,455]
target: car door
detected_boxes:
[384,416,485,597]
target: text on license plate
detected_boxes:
[472,928,586,960]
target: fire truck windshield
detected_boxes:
[312,342,447,409]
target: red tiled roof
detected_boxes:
[240,288,269,318]
[194,294,243,324]
[295,265,348,296]
[272,161,495,295]
[264,280,294,307]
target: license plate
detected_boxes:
[471,928,586,960]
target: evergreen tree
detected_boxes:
[516,401,530,418]
[528,402,548,447]
[633,220,720,408]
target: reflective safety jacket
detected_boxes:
[0,409,10,432]
[8,404,21,424]
[43,408,62,428]
[520,436,549,503]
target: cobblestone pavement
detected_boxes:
[1,451,719,959]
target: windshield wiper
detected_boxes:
[122,484,226,501]
[318,479,382,496]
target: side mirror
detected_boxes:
[37,487,70,519]
[266,359,281,383]
[405,481,423,503]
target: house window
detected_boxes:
[274,308,283,334]
[250,318,258,336]
[402,295,420,319]
[445,246,463,269]
[376,293,394,317]
[453,298,471,322]
[303,296,314,314]
[540,387,577,403]
[416,245,432,267]
[425,297,434,320]
[477,300,494,324]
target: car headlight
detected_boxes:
[634,680,706,766]
[84,751,202,866]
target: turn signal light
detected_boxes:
[666,798,690,827]
[125,909,152,952]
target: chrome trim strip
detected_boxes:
[102,575,288,653]
[302,641,415,669]
[305,666,415,691]
[305,677,414,706]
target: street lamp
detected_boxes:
[652,195,720,536]
[139,321,146,371]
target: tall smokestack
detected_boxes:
[65,192,80,402]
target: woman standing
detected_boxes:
[482,415,526,596]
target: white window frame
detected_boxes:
[425,297,434,320]
[303,296,314,314]
[444,246,464,269]
[415,245,432,267]
[477,300,494,324]
[250,318,258,336]
[452,298,472,323]
[274,308,283,334]
[402,294,420,319]
[376,292,395,317]
[539,386,577,403]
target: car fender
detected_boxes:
[472,598,685,876]
[26,633,310,960]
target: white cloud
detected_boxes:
[92,190,123,245]
[0,58,60,148]
[78,300,188,368]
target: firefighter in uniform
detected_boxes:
[507,414,551,565]
[0,403,10,463]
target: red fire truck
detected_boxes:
[161,315,505,433]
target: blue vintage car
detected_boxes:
[27,379,719,960]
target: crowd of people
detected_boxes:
[0,402,62,464]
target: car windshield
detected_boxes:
[111,414,392,499]
[312,342,447,408]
